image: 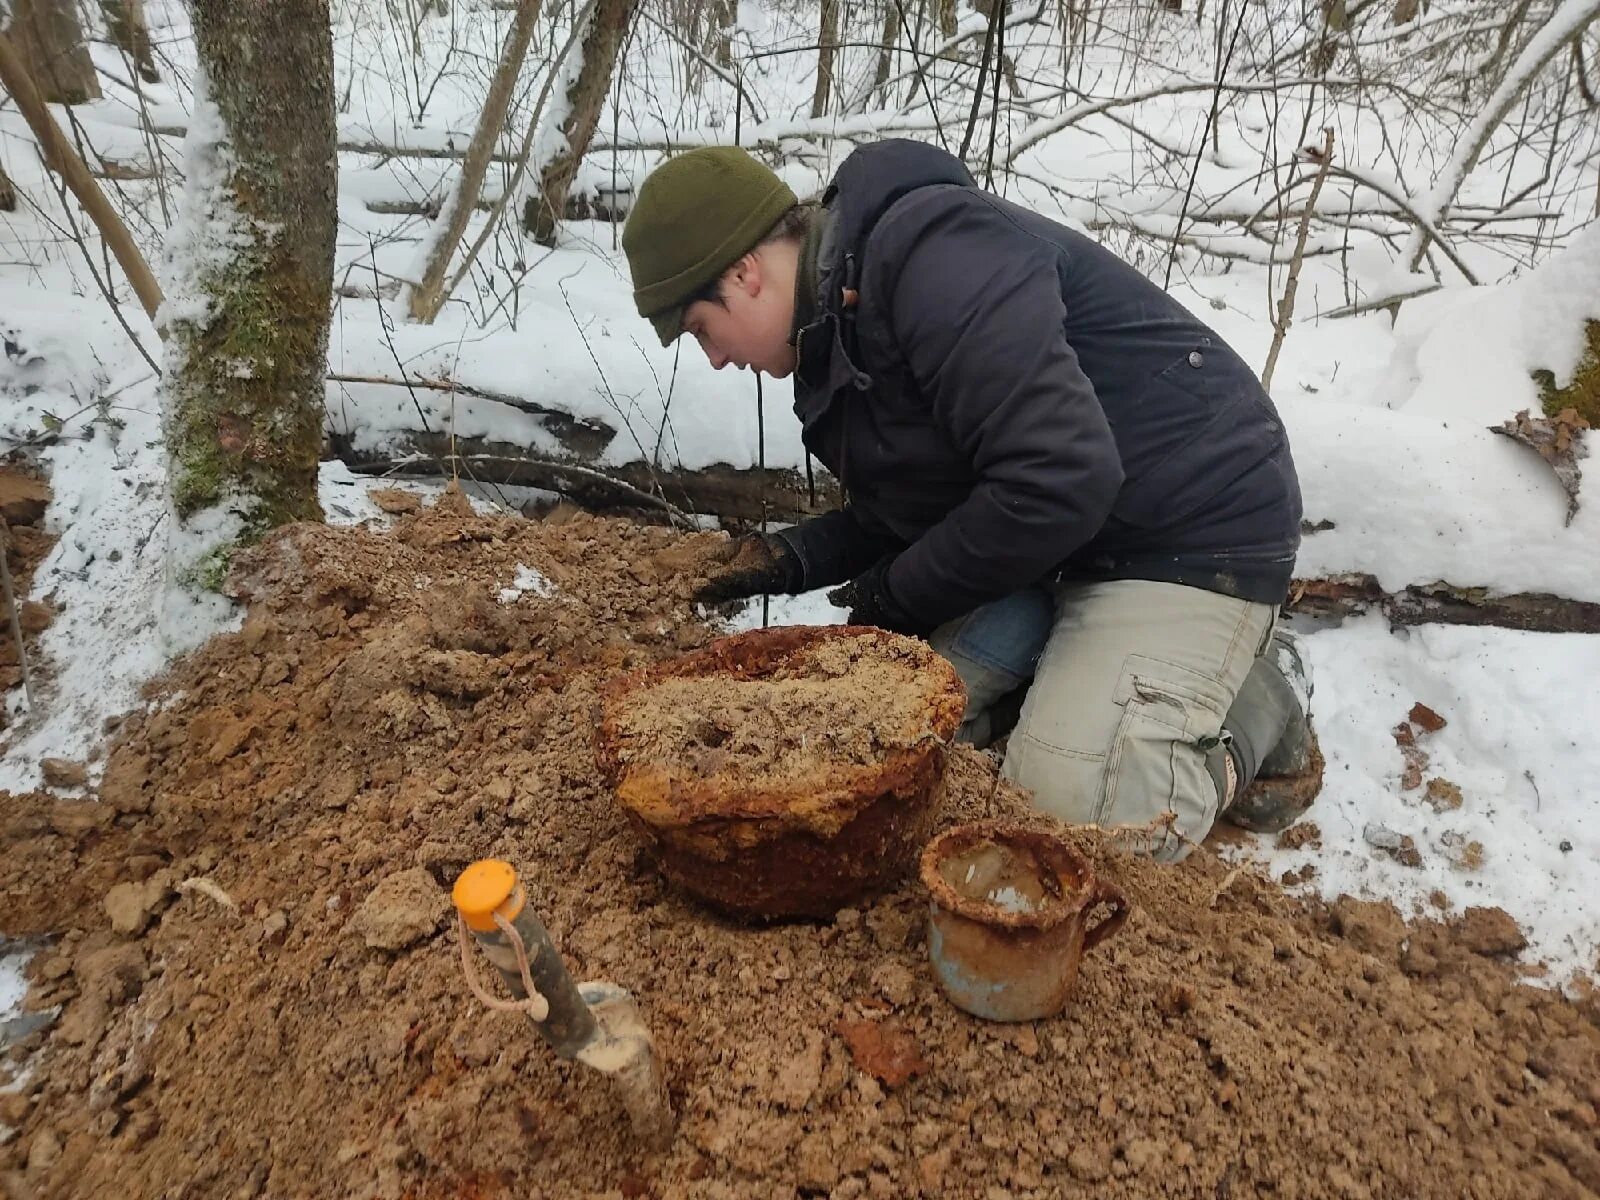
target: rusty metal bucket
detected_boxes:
[920,821,1130,1022]
[596,626,966,920]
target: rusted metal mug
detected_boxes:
[920,821,1131,1022]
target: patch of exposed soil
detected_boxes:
[1,494,1597,1200]
[0,463,55,712]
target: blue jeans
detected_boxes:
[927,587,1056,747]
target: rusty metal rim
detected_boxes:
[919,820,1097,933]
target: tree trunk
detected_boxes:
[934,0,956,38]
[100,0,160,83]
[711,0,736,67]
[873,0,901,99]
[810,0,839,118]
[408,0,541,321]
[523,0,638,246]
[7,0,101,104]
[0,164,15,212]
[161,0,336,615]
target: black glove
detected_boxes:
[691,534,804,604]
[826,557,925,635]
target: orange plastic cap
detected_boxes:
[452,859,525,932]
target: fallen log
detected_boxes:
[1287,573,1600,634]
[332,430,838,525]
[332,425,1598,631]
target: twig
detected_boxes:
[1164,0,1249,291]
[1262,129,1335,392]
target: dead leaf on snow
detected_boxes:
[1491,407,1589,526]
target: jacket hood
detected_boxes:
[793,140,977,409]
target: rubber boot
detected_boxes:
[1214,628,1324,833]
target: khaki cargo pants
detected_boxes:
[929,580,1276,862]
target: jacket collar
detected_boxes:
[789,140,977,426]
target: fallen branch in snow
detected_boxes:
[326,371,616,458]
[1287,574,1600,634]
[333,431,839,524]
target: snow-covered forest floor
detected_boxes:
[2,0,1598,1014]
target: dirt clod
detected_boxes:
[1454,906,1529,957]
[350,866,447,951]
[1425,776,1465,811]
[1408,702,1447,732]
[39,758,87,790]
[834,1017,928,1088]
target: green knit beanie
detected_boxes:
[623,147,799,346]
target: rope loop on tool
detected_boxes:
[456,912,551,1022]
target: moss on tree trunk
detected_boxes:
[1533,319,1600,427]
[163,0,336,589]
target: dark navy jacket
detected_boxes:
[778,139,1302,631]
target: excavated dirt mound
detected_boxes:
[1,493,1598,1200]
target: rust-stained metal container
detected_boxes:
[920,821,1130,1022]
[596,626,966,920]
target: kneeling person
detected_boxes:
[622,140,1320,859]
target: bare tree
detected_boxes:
[161,0,336,618]
[523,0,639,245]
[711,0,736,66]
[874,0,902,100]
[935,0,957,38]
[6,0,101,104]
[407,0,541,321]
[811,0,839,118]
[100,0,160,83]
[0,28,162,316]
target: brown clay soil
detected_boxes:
[0,464,55,710]
[1,491,1598,1200]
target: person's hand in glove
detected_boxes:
[691,534,804,604]
[826,557,926,635]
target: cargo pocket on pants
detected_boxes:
[1094,664,1227,861]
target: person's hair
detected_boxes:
[684,203,817,309]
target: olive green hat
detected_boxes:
[623,147,799,346]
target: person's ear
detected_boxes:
[729,251,762,299]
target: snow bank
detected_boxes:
[1380,222,1600,425]
[1282,400,1599,600]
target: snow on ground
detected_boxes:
[0,952,25,1020]
[1274,618,1600,982]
